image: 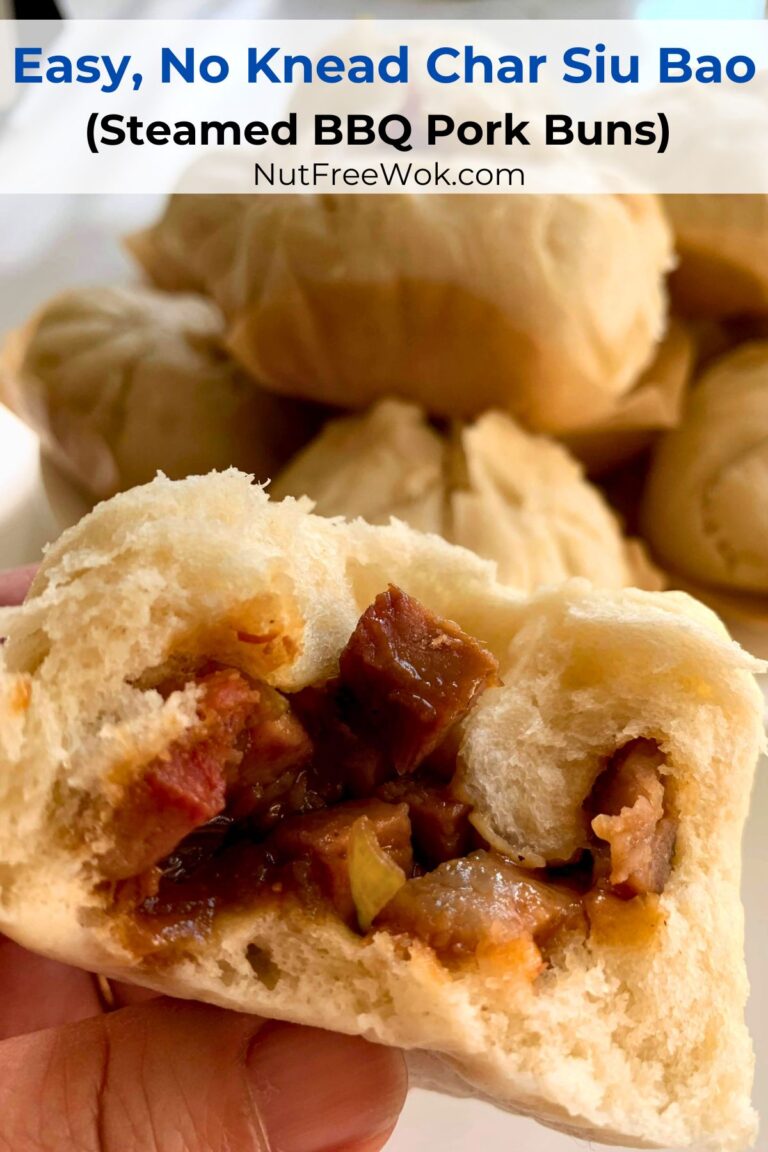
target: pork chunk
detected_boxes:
[339,586,498,775]
[375,850,585,963]
[102,670,261,880]
[266,799,413,924]
[590,739,677,897]
[377,777,472,868]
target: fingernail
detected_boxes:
[246,1023,407,1152]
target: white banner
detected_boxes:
[0,18,767,192]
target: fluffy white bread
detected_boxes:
[642,342,768,595]
[272,400,660,594]
[0,471,763,1151]
[664,195,768,318]
[0,285,316,500]
[129,194,672,433]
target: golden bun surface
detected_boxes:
[126,193,251,311]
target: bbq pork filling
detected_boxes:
[103,586,677,974]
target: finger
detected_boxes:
[0,565,37,607]
[0,998,408,1152]
[246,1019,407,1152]
[0,935,159,1037]
[0,937,102,1039]
[109,979,159,1008]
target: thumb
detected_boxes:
[0,998,408,1152]
[0,565,37,607]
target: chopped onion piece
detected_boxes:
[349,817,407,931]
[468,811,547,870]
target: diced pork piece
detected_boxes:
[339,586,498,776]
[291,681,388,800]
[590,739,677,897]
[375,850,585,963]
[102,669,261,880]
[266,799,412,924]
[377,777,472,868]
[228,684,313,824]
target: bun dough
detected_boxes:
[271,400,660,593]
[562,318,694,475]
[0,285,315,499]
[272,398,445,534]
[126,193,251,313]
[642,342,768,594]
[0,471,762,1151]
[664,195,768,317]
[130,194,673,433]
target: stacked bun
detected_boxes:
[665,194,768,318]
[0,285,317,499]
[642,343,768,594]
[131,193,673,433]
[272,400,660,594]
[4,190,768,632]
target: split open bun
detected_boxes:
[664,195,768,318]
[129,194,673,433]
[0,284,315,499]
[271,400,661,593]
[0,471,762,1151]
[642,341,768,595]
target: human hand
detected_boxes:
[0,566,408,1152]
[0,564,37,606]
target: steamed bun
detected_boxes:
[642,342,768,594]
[664,194,768,318]
[1,285,314,499]
[130,194,673,434]
[562,319,693,475]
[271,400,659,594]
[126,194,250,314]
